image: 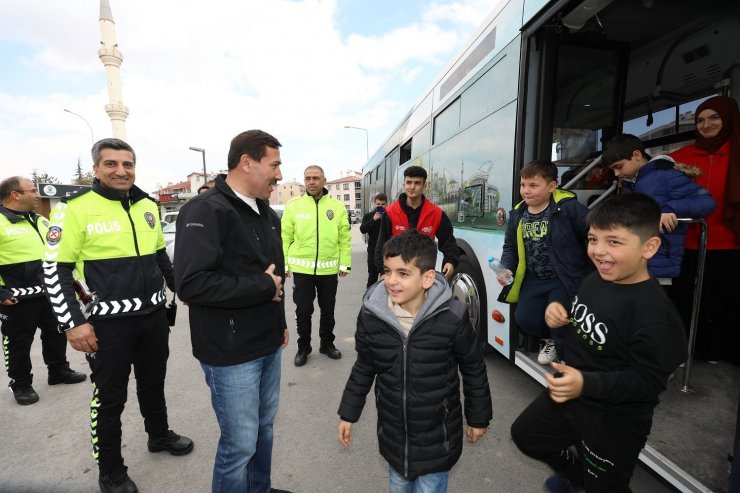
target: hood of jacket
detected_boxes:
[363,272,451,336]
[512,188,577,211]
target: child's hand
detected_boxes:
[466,425,488,444]
[545,362,583,403]
[496,269,513,286]
[544,302,569,329]
[659,212,678,233]
[338,420,353,447]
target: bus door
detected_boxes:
[525,30,628,205]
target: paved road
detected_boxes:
[0,226,674,492]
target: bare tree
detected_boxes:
[32,169,61,185]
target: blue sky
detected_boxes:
[0,0,502,191]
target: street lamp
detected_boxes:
[188,146,207,185]
[344,125,369,162]
[63,109,94,145]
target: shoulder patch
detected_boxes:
[144,212,155,229]
[46,226,62,246]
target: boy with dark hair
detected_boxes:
[499,159,591,365]
[338,230,492,493]
[511,193,688,493]
[602,134,715,279]
[374,166,459,280]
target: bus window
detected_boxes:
[400,140,411,165]
[460,41,518,129]
[433,98,461,145]
[412,123,431,159]
[551,44,624,167]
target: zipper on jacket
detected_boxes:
[25,214,45,245]
[125,206,150,307]
[402,338,409,477]
[313,197,320,275]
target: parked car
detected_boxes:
[162,221,176,246]
[162,211,178,224]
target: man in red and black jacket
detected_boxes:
[373,166,458,279]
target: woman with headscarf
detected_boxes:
[670,95,740,365]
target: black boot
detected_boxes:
[11,384,39,405]
[147,430,194,455]
[48,366,87,385]
[99,468,138,493]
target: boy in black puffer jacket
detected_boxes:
[337,230,492,492]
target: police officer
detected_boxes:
[282,165,351,367]
[43,138,193,493]
[0,177,86,405]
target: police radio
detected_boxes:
[166,295,178,326]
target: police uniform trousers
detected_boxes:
[292,272,338,350]
[87,307,170,475]
[0,296,68,389]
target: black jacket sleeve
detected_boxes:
[374,214,392,271]
[156,249,175,292]
[451,301,492,427]
[43,260,86,330]
[500,208,519,272]
[337,310,377,422]
[436,212,459,267]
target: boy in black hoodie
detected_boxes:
[511,193,688,493]
[338,230,492,492]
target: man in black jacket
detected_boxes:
[175,130,291,493]
[359,192,387,288]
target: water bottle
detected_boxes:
[488,256,513,285]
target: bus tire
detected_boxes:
[449,253,489,352]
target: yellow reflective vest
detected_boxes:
[281,192,351,275]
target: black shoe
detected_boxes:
[543,474,583,493]
[147,430,194,455]
[48,367,87,385]
[270,489,294,493]
[319,345,342,360]
[294,347,312,367]
[99,469,139,493]
[11,385,39,405]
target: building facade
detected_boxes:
[326,172,362,211]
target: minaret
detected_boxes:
[98,0,129,140]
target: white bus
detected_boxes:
[362,1,739,491]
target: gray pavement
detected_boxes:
[0,226,675,492]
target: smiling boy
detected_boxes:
[338,230,491,493]
[499,160,591,365]
[511,193,688,493]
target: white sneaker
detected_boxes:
[538,339,557,365]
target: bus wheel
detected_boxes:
[450,255,488,351]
